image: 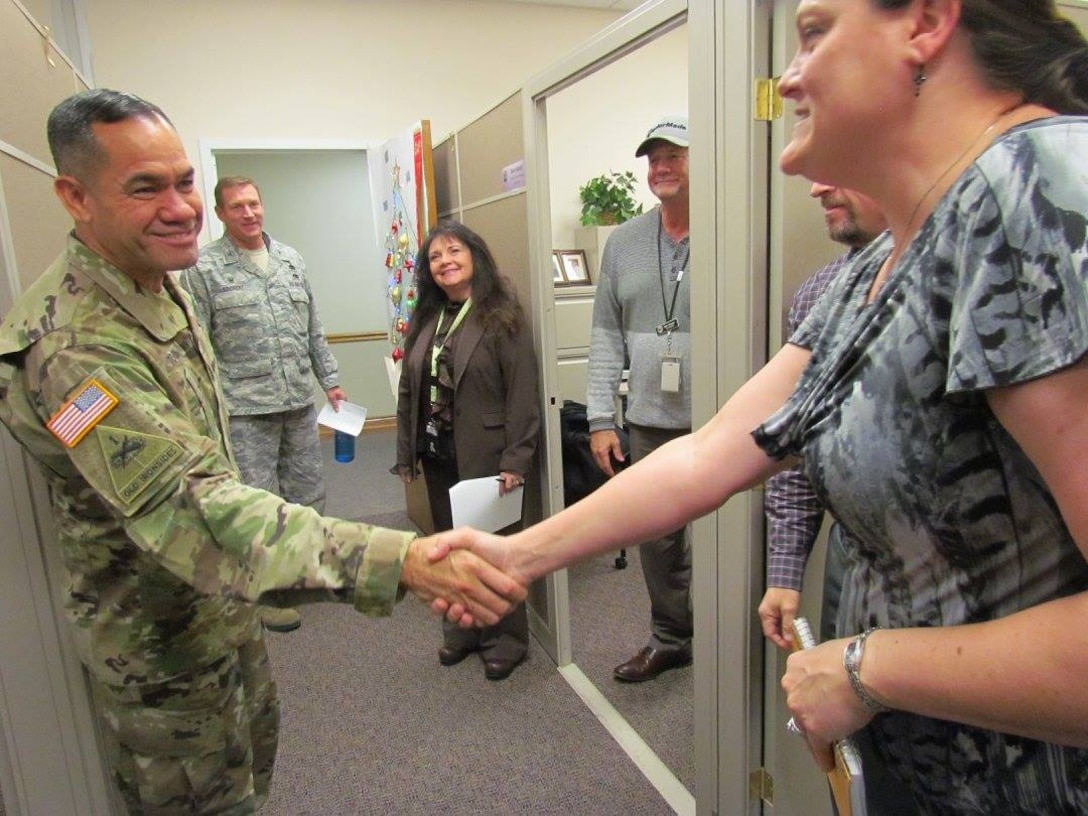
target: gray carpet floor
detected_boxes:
[568,552,695,792]
[259,429,692,814]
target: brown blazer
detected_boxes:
[395,307,540,480]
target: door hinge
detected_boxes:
[754,77,783,121]
[750,767,775,805]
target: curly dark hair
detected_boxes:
[405,220,525,351]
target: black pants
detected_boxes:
[421,455,529,661]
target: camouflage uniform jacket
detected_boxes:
[181,233,339,416]
[0,236,412,687]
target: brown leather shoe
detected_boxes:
[613,645,692,683]
[483,655,524,681]
[438,645,474,666]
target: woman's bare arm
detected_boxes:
[436,343,811,585]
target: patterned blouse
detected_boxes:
[756,117,1088,814]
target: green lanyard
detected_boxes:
[429,298,472,400]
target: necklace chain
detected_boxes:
[903,105,1021,238]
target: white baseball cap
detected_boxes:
[635,115,690,157]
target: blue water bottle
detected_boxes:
[334,430,355,463]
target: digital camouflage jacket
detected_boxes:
[182,233,339,416]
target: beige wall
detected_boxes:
[547,23,688,250]
[0,3,116,811]
[83,0,642,418]
[86,0,624,244]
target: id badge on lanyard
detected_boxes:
[660,325,681,393]
[655,214,687,394]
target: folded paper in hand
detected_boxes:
[317,401,367,437]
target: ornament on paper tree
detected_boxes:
[382,159,421,363]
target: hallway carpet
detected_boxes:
[260,429,686,814]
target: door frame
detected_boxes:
[521,2,693,811]
[522,0,773,811]
[197,138,377,245]
[689,1,775,812]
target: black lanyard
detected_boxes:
[657,211,689,335]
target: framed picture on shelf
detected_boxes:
[555,249,590,285]
[551,252,566,283]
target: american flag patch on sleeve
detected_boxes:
[46,378,119,447]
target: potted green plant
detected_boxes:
[578,170,644,226]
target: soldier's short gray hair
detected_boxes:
[47,89,172,179]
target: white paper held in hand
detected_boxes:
[317,400,367,437]
[449,476,524,533]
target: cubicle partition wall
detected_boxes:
[0,2,117,813]
[430,90,561,657]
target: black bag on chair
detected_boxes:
[559,400,630,568]
[559,400,629,505]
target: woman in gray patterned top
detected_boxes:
[435,1,1088,812]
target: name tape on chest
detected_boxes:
[46,378,119,447]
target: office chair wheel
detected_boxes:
[614,549,627,569]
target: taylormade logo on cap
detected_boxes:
[635,115,690,157]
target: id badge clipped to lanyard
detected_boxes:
[655,215,686,393]
[659,330,682,392]
[657,273,684,394]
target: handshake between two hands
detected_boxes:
[400,527,528,628]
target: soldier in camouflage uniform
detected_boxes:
[0,89,523,815]
[182,177,346,633]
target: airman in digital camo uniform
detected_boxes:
[183,176,348,633]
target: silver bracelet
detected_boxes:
[843,628,891,714]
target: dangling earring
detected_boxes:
[913,64,927,97]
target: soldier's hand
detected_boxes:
[425,528,531,625]
[401,536,526,627]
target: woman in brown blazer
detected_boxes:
[393,221,540,680]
